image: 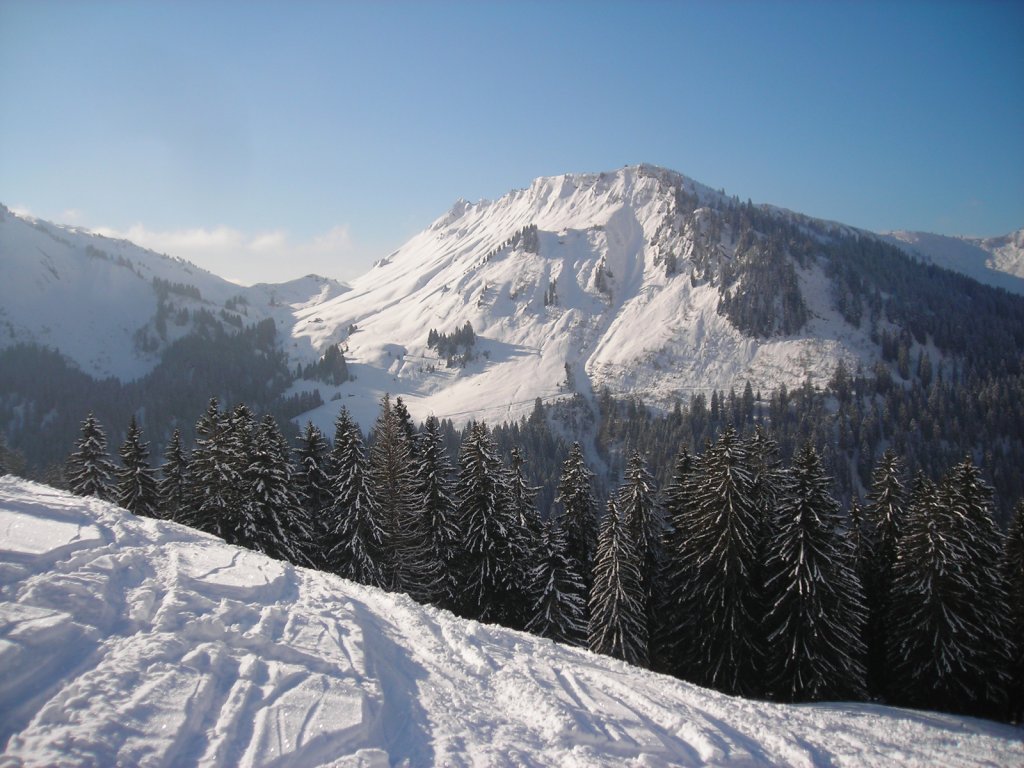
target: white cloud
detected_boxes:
[59,208,86,225]
[89,222,359,285]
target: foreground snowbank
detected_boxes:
[0,478,1020,767]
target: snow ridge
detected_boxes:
[288,165,879,431]
[1,477,1021,766]
[882,228,1024,295]
[0,205,348,381]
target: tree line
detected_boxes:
[44,396,1024,724]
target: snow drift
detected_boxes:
[1,477,1021,767]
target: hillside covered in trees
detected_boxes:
[23,391,1021,725]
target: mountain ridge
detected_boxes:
[0,203,348,381]
[882,227,1024,295]
[283,164,1023,432]
[2,165,1022,440]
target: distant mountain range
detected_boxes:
[2,167,1022,446]
[881,228,1024,295]
[0,203,347,381]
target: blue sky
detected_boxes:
[1,0,1022,284]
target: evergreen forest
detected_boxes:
[15,391,1021,726]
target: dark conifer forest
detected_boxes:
[26,388,1020,725]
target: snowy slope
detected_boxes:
[289,166,879,431]
[1,478,1021,767]
[881,229,1024,295]
[0,205,348,380]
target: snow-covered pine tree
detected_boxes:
[1002,500,1024,723]
[415,415,460,608]
[555,442,598,595]
[654,447,694,674]
[588,498,648,666]
[862,449,908,697]
[889,465,1011,717]
[674,426,765,696]
[527,517,587,646]
[114,415,160,517]
[294,421,334,564]
[66,412,116,500]
[942,458,1011,714]
[616,450,663,653]
[506,446,543,626]
[157,429,188,522]
[324,407,390,588]
[181,398,245,540]
[393,396,419,459]
[617,450,663,587]
[764,442,867,702]
[747,426,786,517]
[453,421,524,627]
[746,426,784,602]
[217,403,262,547]
[239,414,312,566]
[370,393,436,601]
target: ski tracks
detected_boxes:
[0,481,384,767]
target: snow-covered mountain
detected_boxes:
[281,165,902,430]
[0,204,347,380]
[2,477,1020,767]
[882,228,1024,295]
[4,168,1022,439]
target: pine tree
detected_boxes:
[0,431,9,476]
[506,446,543,626]
[527,518,587,646]
[617,451,663,588]
[1002,501,1024,723]
[616,450,663,655]
[294,421,334,561]
[943,459,1012,713]
[66,412,116,500]
[555,442,598,593]
[747,426,784,592]
[393,396,418,457]
[114,415,160,517]
[862,449,908,697]
[588,498,648,666]
[157,429,189,522]
[239,414,312,565]
[674,426,765,696]
[655,447,694,674]
[370,394,437,601]
[324,407,390,588]
[415,415,460,608]
[889,464,1011,717]
[181,399,246,541]
[454,422,524,627]
[764,443,867,702]
[218,403,262,547]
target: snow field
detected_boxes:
[1,477,1022,766]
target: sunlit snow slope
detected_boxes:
[0,204,347,380]
[291,165,880,430]
[882,228,1024,296]
[1,477,1021,767]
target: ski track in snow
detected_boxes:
[1,477,1022,767]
